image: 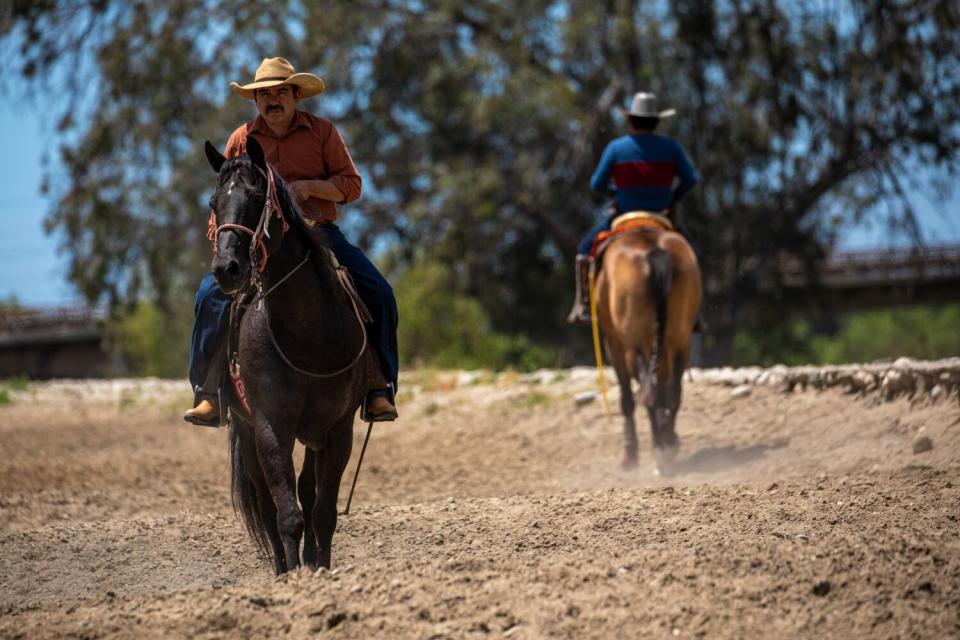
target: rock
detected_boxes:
[853,370,878,392]
[834,372,853,390]
[731,385,752,399]
[881,369,915,399]
[912,435,934,454]
[573,391,598,406]
[326,611,348,629]
[812,580,831,596]
[930,385,943,401]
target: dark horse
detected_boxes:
[204,137,384,574]
[595,221,701,474]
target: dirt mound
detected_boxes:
[1,368,958,638]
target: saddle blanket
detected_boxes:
[590,210,674,259]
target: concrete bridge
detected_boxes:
[0,307,115,379]
[780,244,960,312]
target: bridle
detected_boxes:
[209,163,290,286]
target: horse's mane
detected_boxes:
[267,167,320,243]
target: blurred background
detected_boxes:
[1,0,958,380]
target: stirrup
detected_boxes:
[183,398,221,428]
[361,383,398,422]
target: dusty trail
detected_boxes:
[0,368,958,638]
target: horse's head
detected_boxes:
[204,137,285,294]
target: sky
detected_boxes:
[0,104,80,307]
[1,102,959,309]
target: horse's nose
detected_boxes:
[213,259,242,287]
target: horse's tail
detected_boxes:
[229,423,275,564]
[647,246,673,376]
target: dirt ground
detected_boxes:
[0,368,958,639]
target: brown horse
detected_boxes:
[595,220,701,474]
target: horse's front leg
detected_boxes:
[298,447,318,568]
[254,417,303,573]
[313,418,353,569]
[234,421,286,574]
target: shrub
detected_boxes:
[395,260,558,371]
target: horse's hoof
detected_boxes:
[653,463,674,477]
[620,454,638,471]
[653,445,678,477]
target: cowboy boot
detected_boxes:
[184,398,220,427]
[362,383,398,422]
[566,255,592,325]
[183,328,229,427]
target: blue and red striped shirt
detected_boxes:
[590,134,698,213]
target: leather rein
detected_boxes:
[211,163,368,379]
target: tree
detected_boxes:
[3,0,959,365]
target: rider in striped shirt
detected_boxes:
[567,92,700,325]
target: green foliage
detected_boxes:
[523,390,553,408]
[2,376,28,392]
[733,304,960,366]
[5,1,960,365]
[0,374,27,405]
[396,260,558,371]
[0,296,22,311]
[810,304,960,364]
[107,300,192,378]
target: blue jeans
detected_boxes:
[188,272,232,399]
[577,214,616,256]
[188,223,399,396]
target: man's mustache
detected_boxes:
[266,104,283,113]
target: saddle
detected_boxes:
[589,210,674,263]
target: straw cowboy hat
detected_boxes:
[622,92,676,118]
[229,57,325,100]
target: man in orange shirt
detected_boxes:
[185,57,398,425]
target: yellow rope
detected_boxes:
[588,267,612,419]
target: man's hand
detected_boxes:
[288,179,345,204]
[288,180,314,203]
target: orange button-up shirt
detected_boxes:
[224,110,362,223]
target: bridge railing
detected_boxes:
[780,245,960,289]
[0,306,106,332]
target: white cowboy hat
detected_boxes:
[623,92,676,118]
[229,57,325,100]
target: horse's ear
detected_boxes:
[204,141,225,173]
[246,135,266,172]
